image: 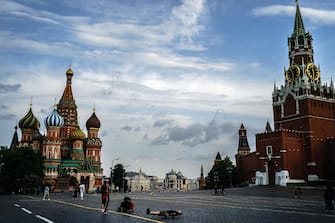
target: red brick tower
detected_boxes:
[237,123,250,155]
[270,0,335,182]
[236,1,335,185]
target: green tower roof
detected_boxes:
[293,0,305,36]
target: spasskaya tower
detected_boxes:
[236,0,335,185]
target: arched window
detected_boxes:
[298,35,304,45]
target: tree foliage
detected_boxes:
[111,163,125,190]
[206,156,238,189]
[0,148,44,194]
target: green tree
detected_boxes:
[206,156,236,189]
[0,148,43,194]
[111,163,125,191]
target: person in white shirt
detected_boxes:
[43,185,50,200]
[79,183,85,200]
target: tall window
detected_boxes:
[266,145,272,155]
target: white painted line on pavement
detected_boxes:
[21,208,32,214]
[54,199,163,223]
[14,204,20,207]
[35,215,54,223]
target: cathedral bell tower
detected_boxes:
[57,67,78,140]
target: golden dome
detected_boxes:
[66,68,73,75]
[71,128,86,141]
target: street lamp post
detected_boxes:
[0,163,4,175]
[0,154,4,176]
[227,167,233,188]
[122,164,130,193]
[213,171,218,195]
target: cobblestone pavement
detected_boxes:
[2,186,335,223]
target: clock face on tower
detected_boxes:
[305,63,320,81]
[285,65,301,82]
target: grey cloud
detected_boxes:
[101,130,108,137]
[0,104,8,109]
[153,119,173,128]
[192,153,213,161]
[0,113,16,120]
[40,108,52,116]
[0,84,21,93]
[121,125,140,133]
[101,89,113,96]
[150,135,170,146]
[121,125,132,131]
[150,120,237,147]
[177,153,212,161]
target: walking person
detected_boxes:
[221,185,225,196]
[294,187,302,199]
[42,185,50,200]
[79,183,85,200]
[101,180,110,214]
[324,184,334,212]
[73,183,79,200]
[36,185,42,196]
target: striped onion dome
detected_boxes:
[45,108,64,127]
[71,128,86,141]
[18,106,40,130]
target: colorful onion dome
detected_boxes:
[71,128,86,141]
[18,106,40,130]
[32,130,43,141]
[86,111,101,129]
[45,108,64,127]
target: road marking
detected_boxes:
[21,207,32,214]
[14,203,54,223]
[53,199,163,223]
[35,215,54,223]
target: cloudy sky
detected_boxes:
[1,0,335,179]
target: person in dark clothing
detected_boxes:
[118,196,134,213]
[221,185,225,196]
[294,187,302,199]
[36,185,42,196]
[324,184,334,212]
[73,184,79,200]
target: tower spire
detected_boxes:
[57,67,78,139]
[10,125,19,149]
[237,123,250,155]
[293,0,305,36]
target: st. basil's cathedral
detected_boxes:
[10,68,103,192]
